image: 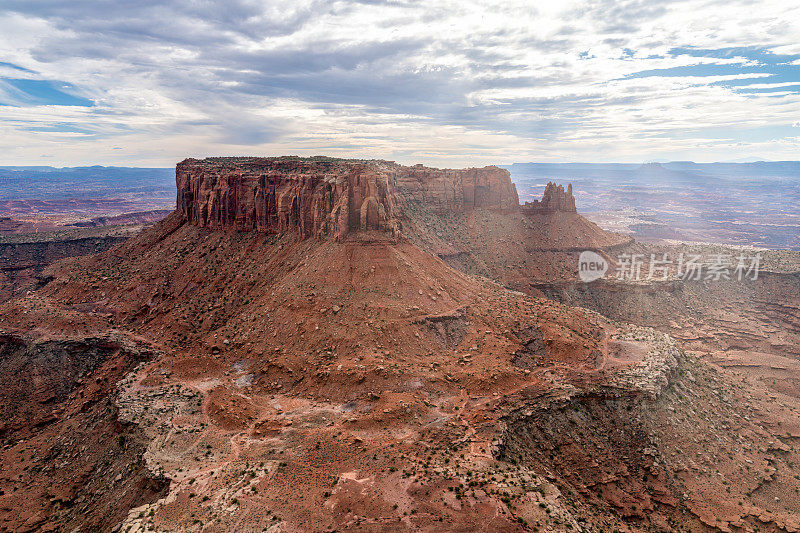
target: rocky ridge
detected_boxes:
[0,331,168,531]
[0,206,688,531]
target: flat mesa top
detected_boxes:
[179,156,391,167]
[177,156,505,174]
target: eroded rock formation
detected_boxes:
[4,154,800,532]
[176,157,397,240]
[522,181,577,213]
[176,158,519,239]
[392,163,519,213]
[0,236,128,303]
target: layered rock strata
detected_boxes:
[176,157,520,239]
[391,163,519,213]
[176,157,394,240]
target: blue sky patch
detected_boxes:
[0,78,94,107]
[625,46,800,95]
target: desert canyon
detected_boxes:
[0,157,799,533]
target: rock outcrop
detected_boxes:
[176,157,398,241]
[522,181,576,213]
[0,332,168,532]
[175,157,519,239]
[0,235,129,303]
[7,153,800,532]
[392,163,519,213]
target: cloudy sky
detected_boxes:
[1,0,799,167]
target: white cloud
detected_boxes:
[0,0,799,165]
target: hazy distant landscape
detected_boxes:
[2,161,798,249]
[0,166,174,227]
[505,161,800,250]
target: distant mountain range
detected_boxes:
[0,165,172,173]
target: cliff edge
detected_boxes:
[175,157,518,241]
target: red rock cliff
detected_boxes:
[176,157,520,238]
[522,181,576,213]
[392,163,519,213]
[176,157,398,240]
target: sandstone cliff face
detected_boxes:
[176,158,397,241]
[522,181,577,213]
[391,163,519,213]
[176,158,519,239]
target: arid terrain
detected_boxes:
[0,166,174,224]
[0,215,171,303]
[0,156,799,532]
[506,162,800,250]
